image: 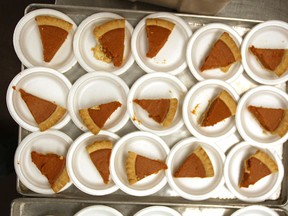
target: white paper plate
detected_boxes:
[127,73,187,136]
[13,9,77,73]
[67,72,129,132]
[182,79,239,141]
[6,67,72,132]
[241,20,288,85]
[166,137,225,201]
[110,131,169,196]
[14,130,73,194]
[236,86,288,147]
[231,205,279,216]
[224,142,284,203]
[73,12,134,75]
[186,23,243,83]
[134,206,181,216]
[66,131,119,195]
[74,205,123,216]
[131,12,192,75]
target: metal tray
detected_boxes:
[10,198,288,216]
[16,3,288,207]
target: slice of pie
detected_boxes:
[93,19,125,67]
[18,88,66,131]
[200,32,241,72]
[35,15,73,62]
[133,98,178,127]
[31,151,70,193]
[248,105,288,137]
[201,90,237,127]
[146,18,175,58]
[249,46,288,77]
[86,140,112,184]
[126,151,168,185]
[239,150,278,188]
[79,101,122,135]
[174,146,214,178]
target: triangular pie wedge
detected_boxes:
[31,151,70,193]
[174,146,214,178]
[239,150,278,188]
[35,15,73,62]
[126,151,168,185]
[93,19,125,67]
[249,46,288,77]
[200,32,241,72]
[18,88,66,131]
[79,101,122,135]
[146,18,175,58]
[248,105,288,137]
[201,90,237,127]
[86,140,112,184]
[133,98,178,127]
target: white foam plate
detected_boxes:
[166,137,225,201]
[231,205,279,216]
[73,12,134,75]
[134,206,181,216]
[224,142,284,203]
[186,23,243,83]
[110,131,169,196]
[6,67,72,132]
[66,131,119,195]
[182,79,239,141]
[241,20,288,85]
[13,9,77,73]
[236,85,288,147]
[127,73,187,136]
[67,72,129,132]
[74,205,123,216]
[14,130,73,194]
[131,12,192,75]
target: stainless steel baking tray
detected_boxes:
[10,197,288,216]
[16,3,288,207]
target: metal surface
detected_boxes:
[10,198,288,216]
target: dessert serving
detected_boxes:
[18,88,66,131]
[201,90,237,127]
[126,151,168,185]
[79,101,122,135]
[249,46,288,77]
[93,19,125,67]
[200,32,241,72]
[35,15,73,62]
[31,151,70,193]
[86,140,113,184]
[239,150,278,188]
[174,146,214,178]
[145,18,175,58]
[133,98,178,127]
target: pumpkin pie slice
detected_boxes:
[200,32,241,72]
[248,105,288,137]
[93,19,125,67]
[79,101,122,135]
[239,150,278,188]
[174,146,214,178]
[249,46,288,77]
[86,140,112,184]
[126,151,168,185]
[133,98,178,127]
[201,90,237,127]
[146,18,175,58]
[18,88,66,131]
[31,151,70,193]
[35,15,73,62]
